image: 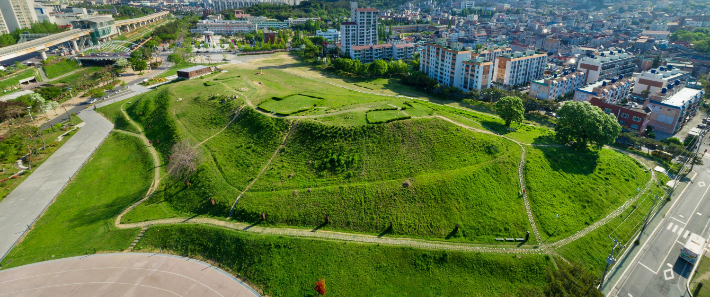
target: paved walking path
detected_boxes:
[0,110,113,262]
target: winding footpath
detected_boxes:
[109,79,660,254]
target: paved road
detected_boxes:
[0,110,113,262]
[0,253,260,297]
[608,136,710,297]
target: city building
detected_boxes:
[191,19,257,34]
[493,50,547,88]
[419,43,492,92]
[351,43,414,63]
[573,75,634,104]
[316,29,340,43]
[640,30,671,40]
[0,0,38,33]
[577,48,636,85]
[210,0,301,12]
[286,17,321,26]
[0,9,10,35]
[643,86,704,134]
[589,97,652,134]
[460,0,475,9]
[529,70,587,101]
[177,65,213,79]
[632,65,691,96]
[340,2,378,58]
[70,16,116,44]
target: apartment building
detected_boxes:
[493,50,547,88]
[530,70,587,101]
[351,43,414,63]
[577,48,636,85]
[419,43,492,92]
[191,20,257,34]
[316,29,340,43]
[632,65,691,96]
[589,97,652,134]
[573,75,634,104]
[643,86,705,134]
[0,0,38,33]
[0,9,9,34]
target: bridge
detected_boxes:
[0,11,169,62]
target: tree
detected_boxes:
[370,60,389,76]
[168,139,200,179]
[640,90,650,98]
[114,58,130,68]
[131,60,148,73]
[496,96,525,127]
[314,279,326,296]
[144,40,159,50]
[652,55,662,68]
[481,87,505,102]
[555,101,621,149]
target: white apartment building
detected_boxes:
[0,0,38,33]
[633,65,691,96]
[493,50,547,88]
[316,29,340,43]
[0,9,10,34]
[286,17,320,26]
[419,43,492,92]
[211,0,300,11]
[460,0,475,9]
[351,43,414,63]
[577,48,636,85]
[340,2,378,58]
[530,70,587,100]
[574,75,634,104]
[649,21,669,31]
[191,20,257,34]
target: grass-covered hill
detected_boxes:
[104,68,653,245]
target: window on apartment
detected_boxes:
[619,120,627,125]
[604,108,613,113]
[620,113,629,118]
[632,116,642,122]
[631,124,639,130]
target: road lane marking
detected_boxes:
[699,212,703,216]
[668,223,674,230]
[664,268,674,280]
[639,262,656,274]
[680,215,685,218]
[678,227,684,235]
[671,217,685,224]
[667,263,673,268]
[673,225,679,233]
[678,241,685,245]
[684,231,690,238]
[700,182,707,187]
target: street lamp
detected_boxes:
[66,87,74,106]
[26,106,33,122]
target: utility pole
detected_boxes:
[600,235,621,288]
[643,191,661,228]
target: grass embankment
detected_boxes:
[97,102,140,133]
[43,59,80,79]
[137,224,553,297]
[54,66,101,84]
[236,118,529,243]
[525,147,651,242]
[259,94,322,115]
[0,68,40,94]
[557,175,669,275]
[692,256,710,297]
[0,132,152,269]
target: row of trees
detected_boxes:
[239,39,287,52]
[331,58,409,76]
[669,28,710,53]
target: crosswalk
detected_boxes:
[666,222,692,238]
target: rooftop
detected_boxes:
[660,87,703,108]
[177,65,212,73]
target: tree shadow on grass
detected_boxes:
[68,193,144,228]
[311,221,328,232]
[538,146,600,175]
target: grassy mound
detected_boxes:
[259,94,322,115]
[137,224,553,297]
[524,146,650,241]
[97,102,140,133]
[43,59,79,79]
[0,132,152,268]
[366,109,411,123]
[234,118,529,242]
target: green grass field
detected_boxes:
[54,66,101,84]
[97,102,141,133]
[0,132,151,269]
[691,255,710,297]
[258,94,322,115]
[43,59,80,79]
[366,109,411,123]
[525,147,651,241]
[136,224,553,297]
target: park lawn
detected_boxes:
[556,175,669,275]
[366,109,410,123]
[43,59,79,79]
[236,118,529,242]
[54,66,101,85]
[0,68,41,93]
[258,94,321,115]
[524,146,651,242]
[691,254,710,297]
[97,101,141,133]
[0,132,152,269]
[137,224,553,297]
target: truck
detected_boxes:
[652,150,673,162]
[680,234,706,264]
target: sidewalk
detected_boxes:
[600,171,697,295]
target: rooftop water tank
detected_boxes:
[675,79,681,85]
[668,65,673,70]
[659,66,665,71]
[668,84,674,90]
[662,88,667,93]
[602,81,607,86]
[651,69,656,74]
[619,74,623,80]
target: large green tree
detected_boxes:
[555,101,621,149]
[369,60,389,76]
[495,96,525,127]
